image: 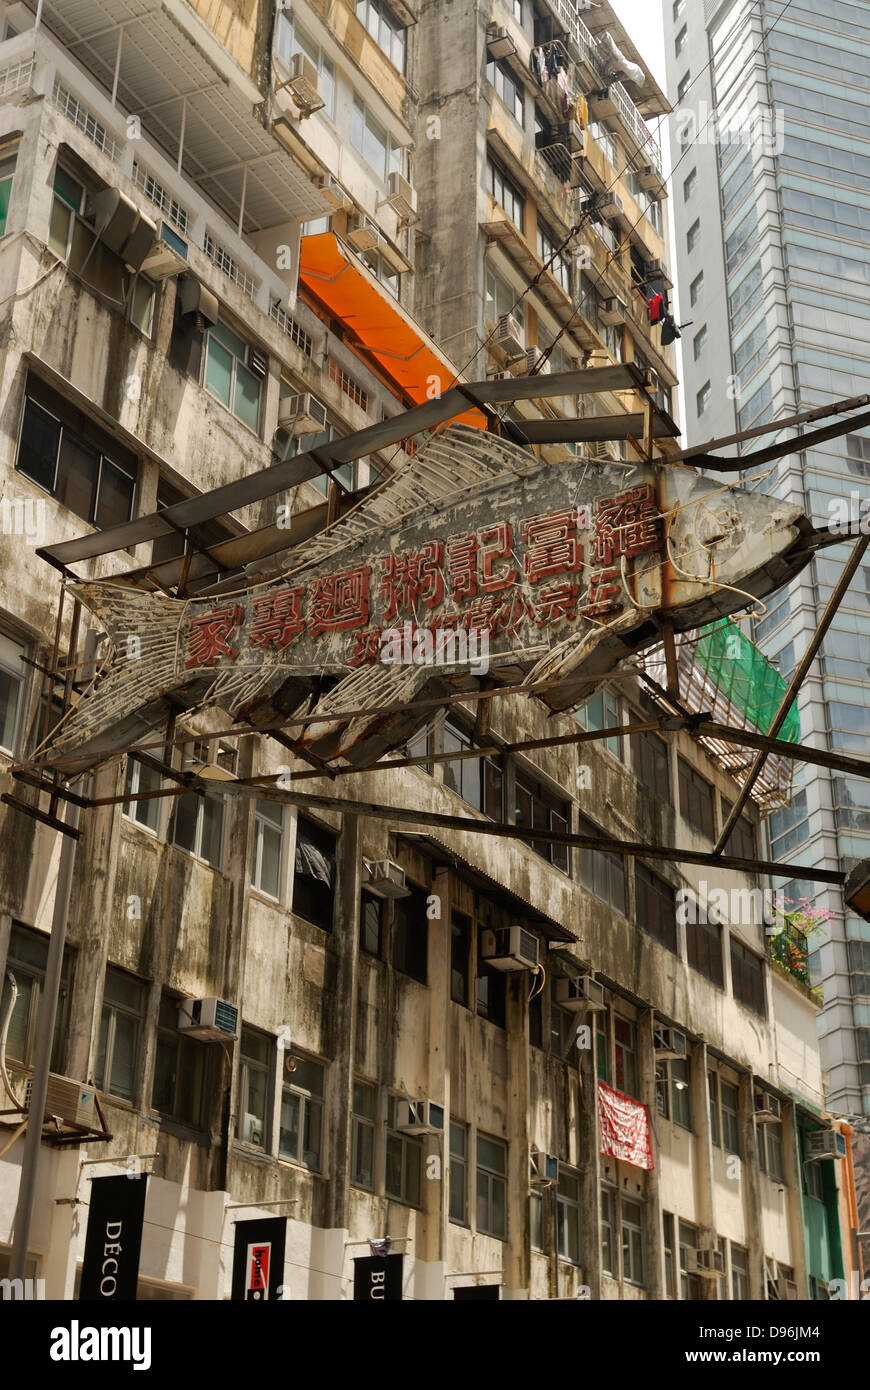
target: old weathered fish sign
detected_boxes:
[39,425,815,773]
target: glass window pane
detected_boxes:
[256,820,282,897]
[95,458,135,529]
[130,277,155,334]
[109,1012,137,1100]
[95,1005,110,1088]
[4,973,34,1062]
[279,1091,300,1159]
[172,792,199,852]
[405,1142,421,1206]
[204,337,234,407]
[0,667,22,752]
[233,361,261,432]
[153,1035,177,1113]
[354,1120,374,1186]
[385,1134,403,1197]
[17,399,60,491]
[177,1043,204,1126]
[48,198,72,257]
[54,434,99,522]
[200,795,224,867]
[290,1056,323,1096]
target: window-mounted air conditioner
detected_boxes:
[806,1128,847,1160]
[395,1098,444,1134]
[242,1112,264,1145]
[178,274,219,326]
[646,258,668,279]
[486,368,513,381]
[754,1090,781,1123]
[178,997,240,1040]
[346,213,381,251]
[654,1027,686,1060]
[89,187,157,273]
[319,175,353,211]
[597,192,624,220]
[686,1247,726,1278]
[481,925,539,972]
[385,171,418,222]
[521,347,550,375]
[284,52,323,113]
[638,164,662,194]
[14,1069,97,1129]
[486,24,516,61]
[553,974,606,1012]
[552,121,585,154]
[495,312,525,359]
[277,391,328,434]
[599,296,626,326]
[140,220,190,280]
[363,858,411,899]
[530,1150,559,1187]
[776,1276,799,1301]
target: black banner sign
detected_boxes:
[79,1174,147,1301]
[353,1254,404,1301]
[231,1218,287,1301]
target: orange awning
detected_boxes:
[298,233,486,428]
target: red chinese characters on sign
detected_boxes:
[479,522,517,593]
[248,588,306,651]
[582,567,623,619]
[185,605,244,668]
[589,484,660,567]
[534,582,579,628]
[522,509,582,584]
[380,542,444,620]
[445,535,478,602]
[348,629,385,667]
[598,1081,654,1171]
[309,566,372,635]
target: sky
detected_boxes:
[609,0,667,89]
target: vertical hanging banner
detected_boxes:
[353,1254,404,1301]
[231,1218,287,1301]
[79,1174,147,1301]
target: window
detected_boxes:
[679,1221,701,1299]
[537,221,570,292]
[671,1057,692,1129]
[529,987,544,1048]
[516,770,571,873]
[0,632,26,756]
[289,423,352,497]
[236,1028,271,1148]
[550,997,576,1060]
[360,890,383,956]
[576,688,622,758]
[449,1121,468,1223]
[636,864,677,953]
[557,1169,581,1264]
[720,799,756,861]
[486,157,524,229]
[596,1014,610,1082]
[530,1191,544,1251]
[153,994,206,1128]
[251,799,284,898]
[359,246,399,299]
[663,1212,676,1297]
[352,1080,377,1187]
[150,476,242,570]
[696,381,713,420]
[351,95,402,181]
[487,56,524,124]
[687,218,701,254]
[690,271,704,306]
[758,1117,785,1182]
[678,757,715,839]
[622,1198,645,1286]
[614,1017,636,1097]
[95,967,145,1102]
[683,168,697,201]
[708,1072,720,1146]
[730,938,766,1017]
[450,910,471,1006]
[203,321,262,432]
[129,274,156,336]
[48,165,85,260]
[693,325,708,360]
[806,1145,824,1200]
[386,1095,422,1205]
[676,71,691,103]
[122,757,162,832]
[578,815,626,914]
[0,150,15,237]
[16,391,137,530]
[0,925,72,1072]
[721,1080,741,1154]
[601,1188,616,1274]
[280,1054,324,1170]
[293,816,337,930]
[443,718,503,818]
[476,929,506,1028]
[276,15,335,116]
[485,264,525,331]
[731,1244,750,1299]
[392,882,428,983]
[673,0,685,16]
[687,911,724,986]
[631,727,670,799]
[675,24,687,56]
[476,1133,507,1238]
[171,780,225,869]
[355,0,406,70]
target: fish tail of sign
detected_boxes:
[297,660,440,765]
[37,582,186,769]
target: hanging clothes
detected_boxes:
[660,313,681,346]
[545,46,560,79]
[575,92,589,127]
[530,47,547,86]
[649,292,664,325]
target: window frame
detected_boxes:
[152,992,208,1130]
[556,1167,582,1265]
[476,1132,508,1240]
[15,393,137,531]
[386,1094,423,1206]
[351,93,402,182]
[202,320,264,434]
[279,1052,325,1172]
[292,814,337,931]
[236,1027,272,1150]
[251,797,285,900]
[449,1119,469,1225]
[122,756,163,834]
[1,924,73,1073]
[677,756,715,840]
[276,13,336,117]
[0,630,27,757]
[355,0,406,71]
[351,1079,377,1189]
[95,966,146,1104]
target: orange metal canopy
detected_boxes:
[298,233,486,428]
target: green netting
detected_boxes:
[692,618,800,743]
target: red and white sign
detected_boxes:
[246,1242,271,1300]
[598,1081,654,1171]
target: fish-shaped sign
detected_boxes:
[39,425,815,773]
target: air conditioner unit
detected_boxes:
[552,121,585,154]
[89,186,159,273]
[646,258,668,279]
[654,1027,687,1060]
[346,213,381,251]
[495,312,525,358]
[554,974,606,1012]
[600,296,626,326]
[687,1248,726,1278]
[776,1276,799,1300]
[385,171,418,222]
[177,274,218,326]
[17,1071,98,1129]
[638,164,661,194]
[642,367,661,395]
[319,176,353,211]
[754,1090,782,1122]
[486,25,516,61]
[530,1150,559,1187]
[486,368,513,381]
[522,347,550,375]
[277,391,328,434]
[396,1098,445,1134]
[363,858,411,899]
[481,925,539,972]
[242,1112,264,1146]
[284,52,323,112]
[806,1129,847,1160]
[178,997,240,1040]
[597,192,624,220]
[140,220,190,279]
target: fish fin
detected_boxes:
[298,662,440,763]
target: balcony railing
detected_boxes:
[768,921,810,987]
[609,79,663,180]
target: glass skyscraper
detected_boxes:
[663,0,870,1117]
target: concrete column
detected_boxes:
[324,812,360,1234]
[783,1102,808,1296]
[505,967,530,1298]
[638,1008,664,1300]
[579,1005,602,1301]
[739,1072,765,1299]
[691,1040,717,1300]
[424,865,451,1287]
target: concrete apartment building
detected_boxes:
[0,0,848,1300]
[662,0,870,1242]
